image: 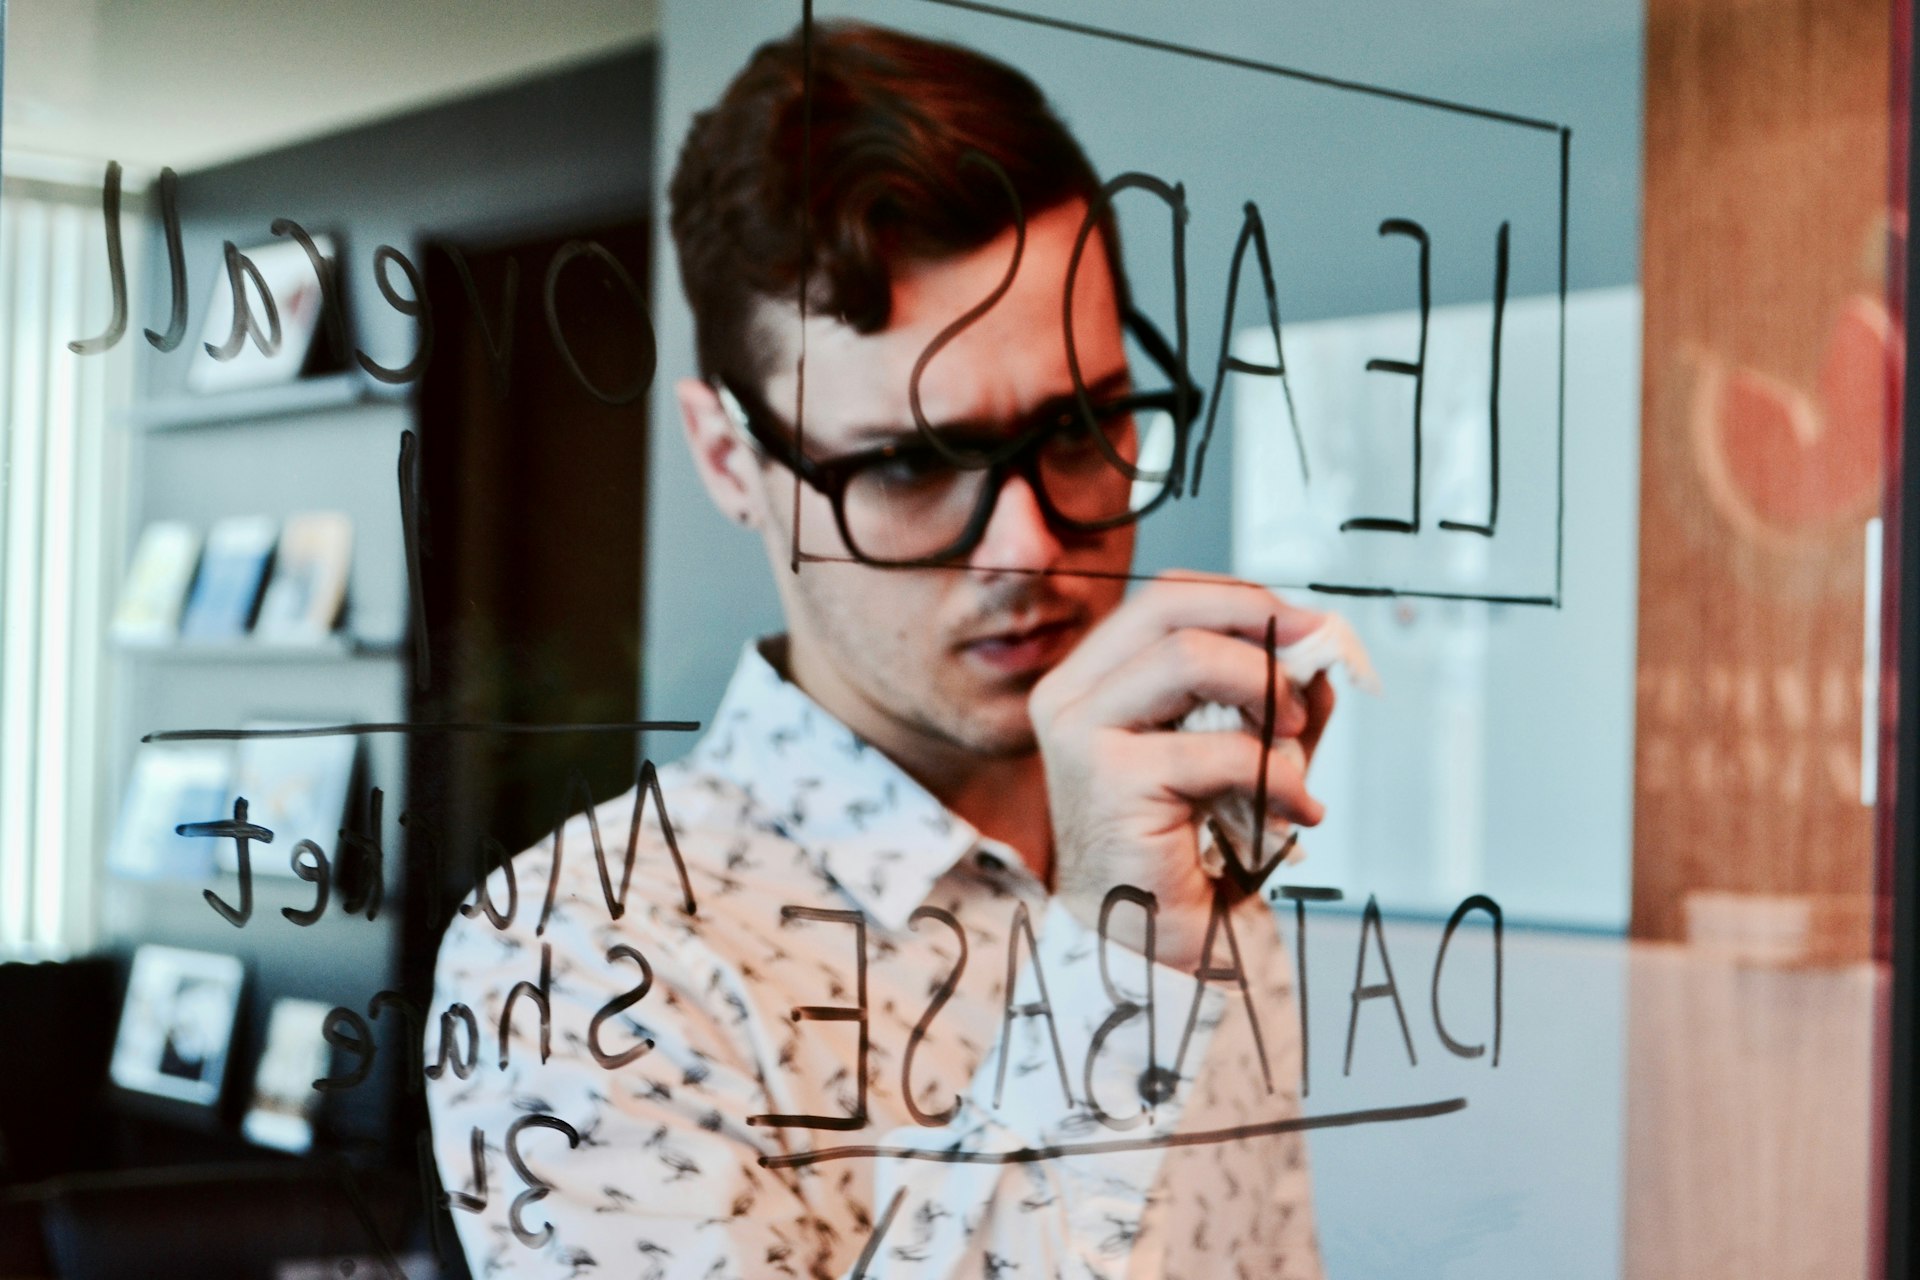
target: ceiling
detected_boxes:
[2,0,660,174]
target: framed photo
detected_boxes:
[254,512,354,643]
[109,945,245,1107]
[186,234,339,394]
[224,722,358,877]
[241,997,333,1153]
[107,744,233,881]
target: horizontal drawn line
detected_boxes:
[795,551,1264,586]
[1306,583,1557,606]
[759,1096,1466,1169]
[143,719,702,743]
[914,0,1563,133]
[1308,584,1396,597]
[791,551,1557,607]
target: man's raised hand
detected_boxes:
[1029,573,1336,971]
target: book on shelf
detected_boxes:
[254,511,353,643]
[178,515,277,640]
[110,521,202,644]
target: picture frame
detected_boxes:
[223,722,359,878]
[241,997,333,1153]
[106,743,233,881]
[186,233,341,394]
[109,945,245,1108]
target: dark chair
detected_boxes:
[30,1164,422,1280]
[0,957,119,1186]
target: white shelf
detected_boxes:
[127,373,408,431]
[114,635,406,662]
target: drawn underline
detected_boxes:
[142,719,702,743]
[913,0,1564,134]
[760,1096,1467,1169]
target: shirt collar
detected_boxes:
[683,638,988,932]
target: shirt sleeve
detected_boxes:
[424,863,1318,1279]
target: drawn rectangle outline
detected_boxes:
[788,0,1572,608]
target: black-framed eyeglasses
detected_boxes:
[716,309,1202,568]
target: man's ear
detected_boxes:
[677,376,764,528]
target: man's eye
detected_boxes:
[865,449,955,487]
[1050,407,1136,454]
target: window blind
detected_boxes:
[0,176,131,955]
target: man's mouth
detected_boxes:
[958,615,1083,678]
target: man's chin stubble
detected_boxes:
[924,702,1041,760]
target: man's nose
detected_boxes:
[968,470,1066,573]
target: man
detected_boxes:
[428,20,1333,1277]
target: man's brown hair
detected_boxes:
[668,19,1125,390]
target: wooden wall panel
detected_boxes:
[1635,0,1894,943]
[1624,949,1877,1279]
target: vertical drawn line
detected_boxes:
[332,1160,410,1279]
[67,160,127,355]
[851,1186,909,1278]
[399,428,431,690]
[1489,222,1507,532]
[1250,615,1278,878]
[414,1130,456,1269]
[1342,219,1429,534]
[146,168,189,351]
[1552,127,1571,608]
[1440,220,1507,537]
[792,0,814,577]
[1410,226,1429,532]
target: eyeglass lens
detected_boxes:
[840,406,1178,564]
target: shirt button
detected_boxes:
[1138,1065,1180,1105]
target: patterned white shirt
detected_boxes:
[426,639,1322,1278]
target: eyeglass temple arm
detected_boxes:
[711,381,761,449]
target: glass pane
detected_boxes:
[0,1,1907,1277]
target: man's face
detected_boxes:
[729,199,1136,761]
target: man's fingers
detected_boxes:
[1299,670,1336,762]
[1049,574,1323,695]
[1146,730,1325,826]
[1059,627,1308,735]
